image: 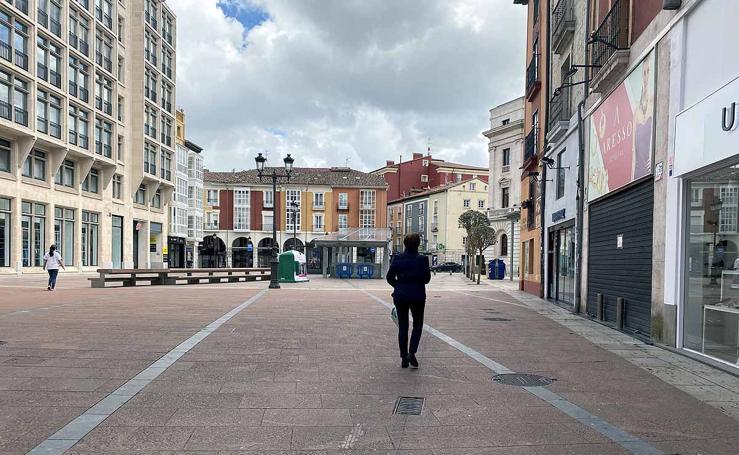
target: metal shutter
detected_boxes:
[587,179,654,338]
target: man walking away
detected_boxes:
[43,245,65,290]
[386,233,431,368]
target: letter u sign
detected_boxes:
[722,102,737,132]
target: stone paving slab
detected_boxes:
[3,274,739,454]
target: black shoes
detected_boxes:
[401,357,410,368]
[408,354,419,369]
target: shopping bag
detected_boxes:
[391,307,399,327]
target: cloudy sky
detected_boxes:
[169,0,526,172]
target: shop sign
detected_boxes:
[588,51,656,202]
[616,234,624,249]
[247,244,254,253]
[437,243,445,251]
[552,209,566,223]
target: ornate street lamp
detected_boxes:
[255,152,294,289]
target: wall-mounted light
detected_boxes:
[663,0,682,10]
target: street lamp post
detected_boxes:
[255,152,294,289]
[289,201,299,252]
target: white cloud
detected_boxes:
[169,0,526,171]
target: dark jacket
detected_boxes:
[386,251,431,302]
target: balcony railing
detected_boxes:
[14,107,27,126]
[526,54,540,97]
[205,222,219,230]
[338,201,349,210]
[37,9,48,28]
[14,50,27,70]
[524,129,537,163]
[0,100,10,120]
[549,89,571,130]
[589,0,630,73]
[49,70,61,88]
[5,0,28,14]
[79,41,89,56]
[552,0,575,54]
[79,87,89,102]
[50,18,61,37]
[37,63,48,81]
[0,41,9,61]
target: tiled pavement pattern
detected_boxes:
[0,274,737,454]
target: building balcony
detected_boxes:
[524,129,537,164]
[588,0,630,93]
[552,0,575,55]
[488,206,520,222]
[547,91,571,144]
[205,222,219,231]
[337,202,349,210]
[525,54,540,100]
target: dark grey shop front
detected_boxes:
[587,180,654,338]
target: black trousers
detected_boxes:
[394,299,425,358]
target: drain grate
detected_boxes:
[483,317,511,321]
[492,373,555,387]
[393,397,425,415]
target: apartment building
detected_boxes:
[167,108,202,268]
[387,177,489,268]
[514,0,549,297]
[372,152,488,201]
[202,167,387,274]
[0,0,177,273]
[484,97,524,279]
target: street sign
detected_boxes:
[437,243,445,251]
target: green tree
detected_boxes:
[458,210,495,282]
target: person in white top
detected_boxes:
[43,245,65,291]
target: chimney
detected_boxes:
[386,160,395,166]
[413,152,423,160]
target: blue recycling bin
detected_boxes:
[336,263,353,279]
[496,260,506,279]
[488,259,498,280]
[357,264,374,279]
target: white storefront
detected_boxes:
[666,0,739,368]
[543,121,579,308]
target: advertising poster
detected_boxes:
[588,51,656,201]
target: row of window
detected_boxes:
[144,102,174,145]
[462,199,487,209]
[205,189,374,212]
[0,196,99,268]
[143,141,172,181]
[144,0,175,47]
[145,69,175,114]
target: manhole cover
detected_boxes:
[483,317,511,321]
[393,397,425,415]
[492,373,554,387]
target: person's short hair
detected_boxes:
[404,233,421,252]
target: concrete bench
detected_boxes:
[89,268,270,288]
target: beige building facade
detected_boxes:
[387,177,489,267]
[0,0,177,273]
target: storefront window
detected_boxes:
[21,201,45,267]
[54,207,75,265]
[684,164,739,365]
[81,211,99,266]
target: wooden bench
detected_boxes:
[89,268,270,288]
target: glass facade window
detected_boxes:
[81,210,98,266]
[234,188,250,231]
[21,201,45,267]
[286,189,300,231]
[0,137,10,172]
[81,167,99,193]
[36,89,61,138]
[0,197,9,267]
[68,105,89,148]
[112,173,122,199]
[135,184,146,205]
[54,206,75,264]
[54,158,75,187]
[0,69,29,126]
[111,214,122,268]
[0,11,29,71]
[684,165,739,366]
[23,150,46,181]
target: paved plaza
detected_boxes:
[1,274,739,454]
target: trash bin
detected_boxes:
[496,260,506,279]
[488,259,498,280]
[358,264,374,279]
[336,263,353,279]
